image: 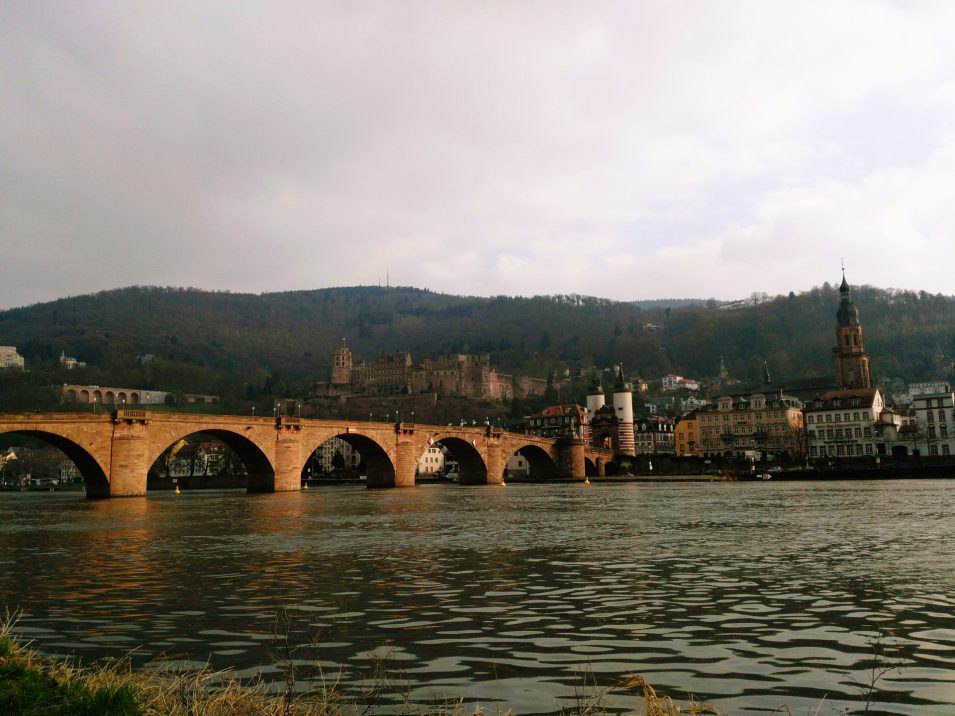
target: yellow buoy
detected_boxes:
[174,485,180,494]
[303,482,309,489]
[585,477,590,485]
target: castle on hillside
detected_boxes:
[316,340,547,401]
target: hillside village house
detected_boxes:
[0,346,24,370]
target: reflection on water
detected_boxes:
[2,481,954,714]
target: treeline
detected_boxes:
[0,283,953,412]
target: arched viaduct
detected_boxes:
[0,410,608,497]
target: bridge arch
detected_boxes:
[507,443,559,480]
[422,435,488,484]
[0,429,109,496]
[148,429,275,493]
[304,431,396,487]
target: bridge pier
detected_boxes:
[107,417,150,497]
[271,420,305,493]
[557,438,586,481]
[393,424,417,487]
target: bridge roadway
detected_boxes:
[0,410,611,497]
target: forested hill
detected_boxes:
[1,283,953,410]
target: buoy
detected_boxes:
[303,483,309,489]
[500,480,506,486]
[585,477,590,485]
[174,485,180,494]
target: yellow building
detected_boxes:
[675,410,700,456]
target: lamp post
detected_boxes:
[252,406,256,416]
[92,397,97,413]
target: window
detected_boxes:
[811,446,818,456]
[928,426,937,438]
[827,428,834,439]
[939,409,946,422]
[864,427,872,437]
[837,445,845,455]
[835,428,843,438]
[853,412,859,420]
[854,427,862,438]
[942,425,949,438]
[928,411,934,423]
[835,414,841,423]
[856,445,863,455]
[865,444,873,454]
[844,413,850,422]
[944,445,951,456]
[930,445,939,456]
[826,414,832,423]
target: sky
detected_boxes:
[3,1,955,310]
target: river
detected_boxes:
[1,480,953,714]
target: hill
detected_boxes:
[0,283,953,413]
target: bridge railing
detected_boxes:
[114,408,147,421]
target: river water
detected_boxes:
[1,480,953,714]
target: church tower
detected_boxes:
[331,339,353,386]
[833,271,872,389]
[585,368,605,442]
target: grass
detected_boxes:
[0,618,729,716]
[0,613,904,716]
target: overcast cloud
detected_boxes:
[3,1,955,309]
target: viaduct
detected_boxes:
[0,410,613,498]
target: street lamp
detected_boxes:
[297,402,301,418]
[92,397,97,413]
[252,406,256,416]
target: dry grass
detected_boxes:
[2,612,827,716]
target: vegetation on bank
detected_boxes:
[0,617,727,716]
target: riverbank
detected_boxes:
[0,622,715,716]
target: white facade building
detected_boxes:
[0,346,25,370]
[804,388,887,459]
[911,391,955,457]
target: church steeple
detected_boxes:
[833,270,872,389]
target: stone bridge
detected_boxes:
[0,410,610,497]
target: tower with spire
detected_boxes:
[612,365,636,457]
[833,270,872,389]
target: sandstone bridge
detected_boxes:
[0,410,614,497]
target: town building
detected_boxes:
[523,404,587,439]
[417,445,445,475]
[662,374,700,392]
[804,387,890,459]
[0,346,25,370]
[910,390,955,457]
[698,391,804,459]
[675,411,700,457]
[635,416,676,455]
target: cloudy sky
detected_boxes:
[3,1,955,309]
